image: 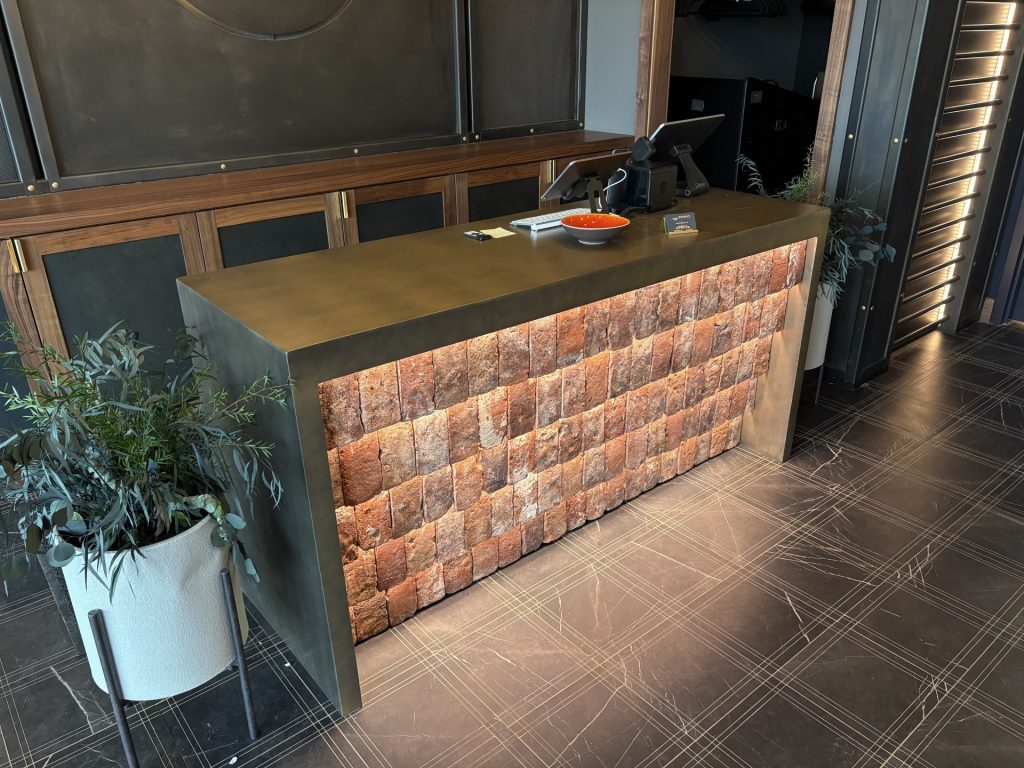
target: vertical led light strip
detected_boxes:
[937,1,1018,323]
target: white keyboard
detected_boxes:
[510,208,591,232]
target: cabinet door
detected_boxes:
[17,215,205,358]
[466,162,546,222]
[347,177,458,244]
[0,240,42,426]
[198,194,342,270]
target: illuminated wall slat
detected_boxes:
[894,0,1021,347]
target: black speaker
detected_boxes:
[467,0,585,137]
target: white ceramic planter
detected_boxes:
[805,285,836,371]
[63,515,248,701]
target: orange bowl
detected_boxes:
[561,212,630,245]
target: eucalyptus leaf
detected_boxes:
[25,524,42,554]
[0,322,286,595]
[737,147,897,305]
[0,555,28,581]
[51,506,69,529]
[63,518,88,535]
[210,526,230,548]
[46,541,76,568]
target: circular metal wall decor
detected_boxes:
[174,0,355,41]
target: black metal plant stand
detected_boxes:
[87,569,259,768]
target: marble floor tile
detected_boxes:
[3,322,1024,767]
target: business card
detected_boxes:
[664,212,698,235]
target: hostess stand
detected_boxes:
[540,114,725,216]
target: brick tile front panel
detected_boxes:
[321,241,809,642]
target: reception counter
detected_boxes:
[177,189,829,715]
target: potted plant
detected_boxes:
[0,324,285,701]
[738,151,896,370]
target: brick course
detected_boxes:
[321,242,809,641]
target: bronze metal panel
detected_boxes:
[180,189,828,368]
[178,188,829,713]
[177,287,361,716]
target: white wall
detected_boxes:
[584,0,643,135]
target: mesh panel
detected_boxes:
[0,107,19,183]
[469,0,581,131]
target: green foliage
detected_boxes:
[738,150,897,306]
[0,323,287,594]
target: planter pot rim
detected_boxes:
[64,512,215,562]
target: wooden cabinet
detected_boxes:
[466,162,548,221]
[346,177,457,244]
[14,215,204,357]
[0,241,39,425]
[198,194,343,270]
[0,133,632,381]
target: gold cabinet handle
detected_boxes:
[7,239,26,274]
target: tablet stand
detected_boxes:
[583,175,607,213]
[671,142,711,198]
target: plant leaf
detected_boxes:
[46,541,76,568]
[25,524,42,554]
[0,554,29,581]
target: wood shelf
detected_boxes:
[0,131,631,239]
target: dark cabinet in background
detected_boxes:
[0,134,633,394]
[15,216,205,358]
[349,178,454,244]
[198,195,343,270]
[466,162,545,220]
[0,251,28,429]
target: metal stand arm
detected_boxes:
[221,568,259,741]
[88,609,140,768]
[88,568,260,768]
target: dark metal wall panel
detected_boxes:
[45,236,187,356]
[824,0,938,384]
[356,193,445,243]
[1,0,466,187]
[219,213,329,270]
[467,177,539,221]
[0,18,38,197]
[468,0,585,136]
